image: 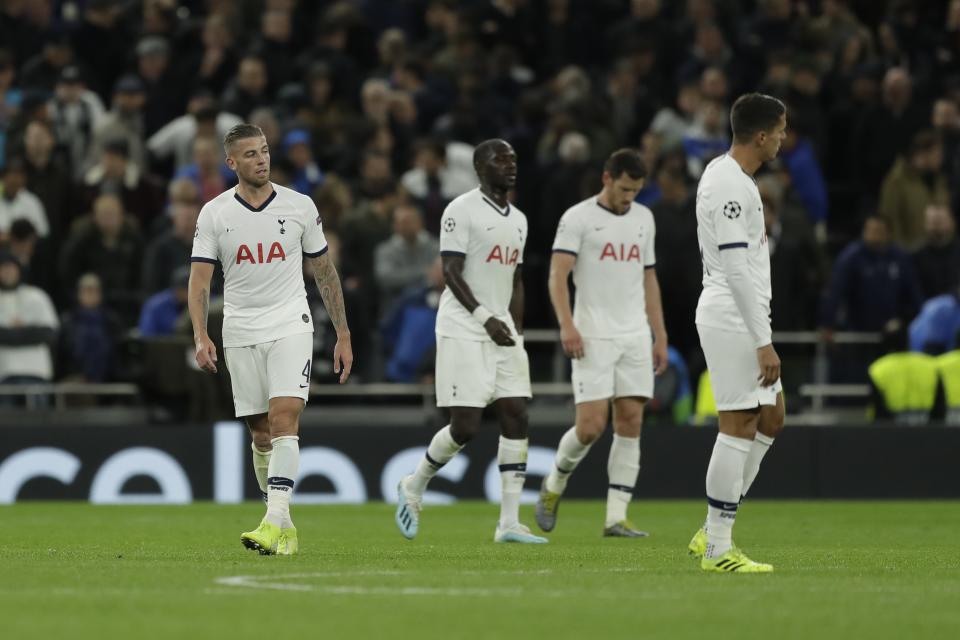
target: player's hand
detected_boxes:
[484,317,515,346]
[194,335,218,373]
[756,344,780,388]
[653,339,668,375]
[334,332,353,384]
[560,323,584,359]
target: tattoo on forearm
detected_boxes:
[312,255,349,333]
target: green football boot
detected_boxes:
[240,518,281,555]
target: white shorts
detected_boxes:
[435,335,531,408]
[223,332,313,417]
[697,324,782,411]
[572,335,654,404]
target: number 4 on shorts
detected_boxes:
[300,359,311,389]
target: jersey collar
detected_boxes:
[480,192,510,217]
[595,199,628,216]
[234,187,277,212]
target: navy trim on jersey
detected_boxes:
[481,196,510,217]
[440,250,466,257]
[303,245,329,258]
[234,189,277,212]
[595,199,627,216]
[553,248,578,256]
[644,263,656,269]
[718,242,748,250]
[190,256,219,264]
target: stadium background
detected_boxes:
[1,0,959,503]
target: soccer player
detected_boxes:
[687,94,787,573]
[535,149,668,538]
[394,139,546,544]
[188,123,353,556]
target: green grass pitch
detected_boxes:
[1,501,958,640]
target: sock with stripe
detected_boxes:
[704,433,752,558]
[406,425,463,498]
[265,435,299,528]
[741,432,775,498]
[498,436,528,530]
[605,433,640,527]
[545,426,592,494]
[251,442,271,504]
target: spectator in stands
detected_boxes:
[651,161,701,361]
[22,119,69,244]
[189,13,238,96]
[81,138,163,229]
[682,98,728,178]
[400,137,476,234]
[341,152,397,287]
[71,0,127,102]
[60,193,142,323]
[19,30,73,93]
[142,178,200,297]
[649,81,701,152]
[138,266,189,337]
[147,92,242,171]
[256,7,296,92]
[0,249,58,403]
[135,36,185,136]
[85,74,147,175]
[0,49,20,170]
[779,121,829,233]
[908,288,960,355]
[47,65,104,179]
[878,130,950,251]
[58,273,121,383]
[173,135,235,205]
[760,175,824,331]
[283,128,324,196]
[6,219,51,292]
[820,215,923,337]
[374,203,438,313]
[850,66,928,195]
[221,53,270,119]
[0,156,48,239]
[381,256,443,382]
[912,204,960,300]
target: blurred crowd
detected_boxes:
[2,0,960,404]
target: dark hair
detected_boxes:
[730,93,786,143]
[10,219,37,240]
[603,148,646,180]
[223,123,265,151]
[908,129,941,156]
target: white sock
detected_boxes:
[266,436,299,528]
[251,442,271,504]
[545,426,592,494]
[498,436,528,530]
[704,433,752,558]
[606,434,640,527]
[741,433,775,499]
[406,425,463,498]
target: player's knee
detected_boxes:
[612,414,642,438]
[251,432,272,451]
[762,409,785,438]
[268,410,300,437]
[500,411,528,440]
[449,421,480,444]
[577,415,607,444]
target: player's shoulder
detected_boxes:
[628,201,655,224]
[199,188,235,219]
[562,196,596,220]
[445,187,481,214]
[273,183,317,213]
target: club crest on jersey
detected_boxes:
[277,219,286,234]
[600,242,641,262]
[486,245,520,265]
[236,242,286,264]
[723,201,742,219]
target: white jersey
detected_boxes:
[436,188,527,341]
[695,154,771,334]
[191,183,328,348]
[552,197,656,337]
